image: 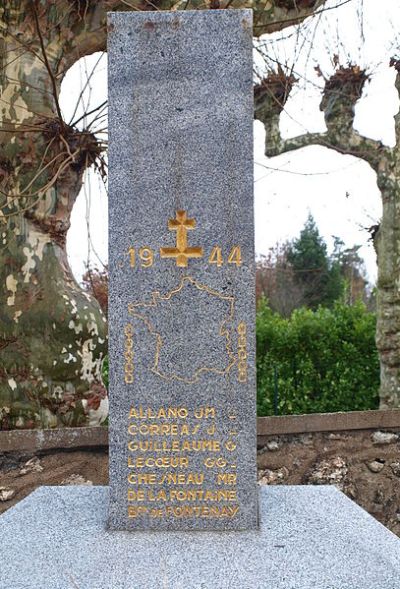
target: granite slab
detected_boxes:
[1,485,399,588]
[108,10,257,531]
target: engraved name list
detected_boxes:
[127,405,239,520]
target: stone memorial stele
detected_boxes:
[107,8,257,532]
[1,10,400,589]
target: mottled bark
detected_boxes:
[255,65,400,408]
[0,3,108,428]
[374,147,400,408]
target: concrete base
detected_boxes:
[1,486,399,588]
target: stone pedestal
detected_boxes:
[1,485,399,588]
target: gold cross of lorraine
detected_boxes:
[160,210,203,267]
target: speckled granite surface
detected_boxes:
[108,10,257,531]
[1,485,400,588]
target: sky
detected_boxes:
[60,0,400,284]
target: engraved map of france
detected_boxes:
[125,211,238,384]
[128,276,236,384]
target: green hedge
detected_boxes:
[256,299,379,416]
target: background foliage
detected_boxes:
[256,298,379,416]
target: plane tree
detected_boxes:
[255,58,400,407]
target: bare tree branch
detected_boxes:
[32,1,64,126]
[255,64,388,170]
[262,128,386,170]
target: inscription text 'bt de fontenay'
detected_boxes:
[160,210,203,268]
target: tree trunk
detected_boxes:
[375,153,400,408]
[0,3,107,428]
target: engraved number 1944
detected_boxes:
[126,246,242,269]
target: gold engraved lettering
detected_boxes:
[128,439,219,452]
[128,423,179,436]
[148,489,167,502]
[194,407,215,419]
[139,247,154,267]
[225,440,237,452]
[127,456,189,469]
[127,422,211,438]
[167,472,204,485]
[124,324,134,383]
[160,210,203,267]
[165,505,239,518]
[127,489,145,502]
[128,247,135,268]
[128,473,204,486]
[129,406,188,419]
[204,457,227,469]
[128,506,147,518]
[127,247,155,268]
[128,473,156,485]
[209,246,223,267]
[128,439,220,453]
[125,403,242,520]
[228,246,242,267]
[217,473,237,485]
[237,321,248,383]
[168,489,237,503]
[182,440,220,452]
[208,246,242,268]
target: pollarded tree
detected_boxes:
[0,1,331,428]
[254,60,400,408]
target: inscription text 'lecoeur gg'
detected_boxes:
[160,210,203,267]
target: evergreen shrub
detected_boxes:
[256,299,379,416]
